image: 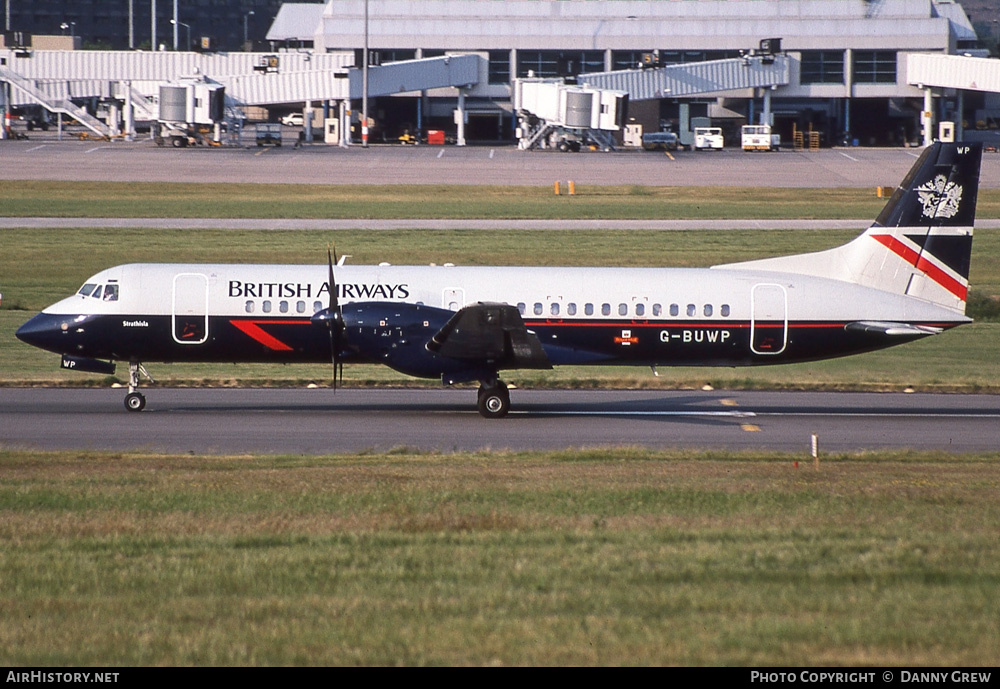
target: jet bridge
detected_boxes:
[1,50,483,143]
[516,53,790,151]
[514,79,628,151]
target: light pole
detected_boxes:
[362,0,369,147]
[244,10,255,50]
[170,19,189,51]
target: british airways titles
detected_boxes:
[228,280,411,301]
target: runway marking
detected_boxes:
[837,151,859,162]
[254,148,270,157]
[489,149,495,159]
[513,410,757,418]
[508,410,1000,419]
[437,150,444,159]
[85,147,106,154]
[755,411,1000,419]
[741,424,761,432]
[26,145,46,153]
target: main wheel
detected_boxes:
[124,392,146,412]
[477,385,510,419]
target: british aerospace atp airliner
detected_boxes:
[17,142,982,417]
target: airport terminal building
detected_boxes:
[270,0,988,146]
[2,0,996,147]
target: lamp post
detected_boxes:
[362,0,369,147]
[170,19,189,51]
[244,10,255,50]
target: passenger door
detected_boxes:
[750,283,787,355]
[172,273,209,345]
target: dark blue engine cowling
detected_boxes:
[340,302,492,382]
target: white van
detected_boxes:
[694,127,724,151]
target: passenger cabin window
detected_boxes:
[635,303,645,317]
[670,304,679,317]
[279,301,289,314]
[534,303,543,316]
[297,301,306,314]
[618,303,628,316]
[653,304,662,316]
[262,300,272,313]
[567,303,577,316]
[550,303,560,316]
[601,303,611,316]
[245,301,255,313]
[721,304,731,317]
[687,304,696,317]
[585,303,594,316]
[313,301,323,313]
[517,302,526,315]
[704,304,713,317]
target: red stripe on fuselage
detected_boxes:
[871,234,968,300]
[230,319,306,351]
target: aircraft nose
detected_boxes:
[16,313,70,353]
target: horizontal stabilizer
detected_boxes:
[844,321,944,337]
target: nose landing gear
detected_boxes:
[123,361,155,412]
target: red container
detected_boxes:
[427,129,445,145]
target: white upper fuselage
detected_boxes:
[48,262,966,326]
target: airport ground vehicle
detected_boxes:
[642,131,679,151]
[255,123,283,146]
[741,125,781,151]
[280,113,304,127]
[694,126,724,150]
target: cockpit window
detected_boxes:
[77,283,120,300]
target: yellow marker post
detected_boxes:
[554,181,560,195]
[568,181,576,196]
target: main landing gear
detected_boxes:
[124,361,155,412]
[477,380,510,419]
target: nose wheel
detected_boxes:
[124,391,146,412]
[123,361,154,413]
[477,381,510,418]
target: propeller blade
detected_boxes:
[326,245,343,391]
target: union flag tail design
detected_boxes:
[718,142,982,314]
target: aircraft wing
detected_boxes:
[427,302,552,369]
[844,321,944,336]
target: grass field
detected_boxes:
[1,449,997,666]
[2,181,1000,220]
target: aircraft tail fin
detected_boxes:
[717,142,983,314]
